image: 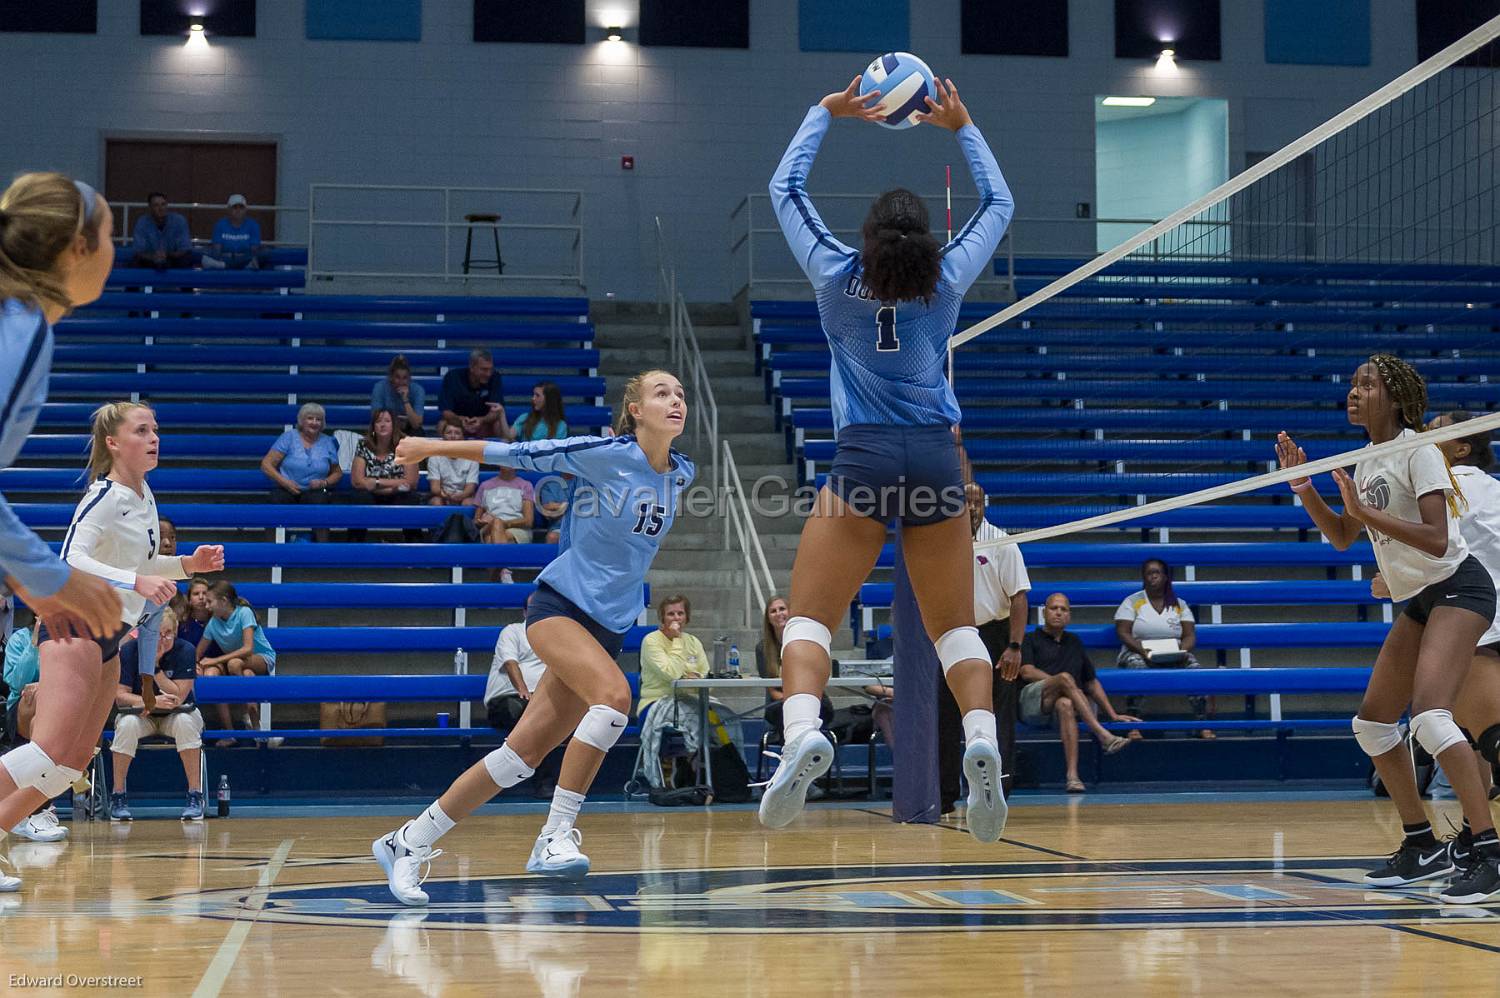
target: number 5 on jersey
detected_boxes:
[875,306,900,352]
[633,501,666,537]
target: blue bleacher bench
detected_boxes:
[87,292,589,318]
[57,317,594,345]
[8,467,562,494]
[859,578,1378,613]
[45,372,605,401]
[1009,278,1500,306]
[53,344,598,374]
[872,540,1374,569]
[788,407,1363,435]
[202,582,646,610]
[58,541,561,569]
[1003,257,1500,284]
[864,621,1389,650]
[812,470,1350,499]
[106,268,305,291]
[29,402,613,431]
[801,437,1344,467]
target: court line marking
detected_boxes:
[191,837,294,998]
[1382,923,1500,954]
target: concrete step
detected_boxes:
[650,547,799,571]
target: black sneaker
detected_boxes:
[1447,829,1474,869]
[1364,838,1454,887]
[1439,853,1500,904]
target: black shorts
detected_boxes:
[827,424,966,527]
[36,620,131,662]
[1403,556,1498,627]
[525,582,627,659]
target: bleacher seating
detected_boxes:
[107,268,306,291]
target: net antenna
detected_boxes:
[953,13,1500,349]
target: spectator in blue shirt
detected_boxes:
[371,354,427,435]
[439,349,509,439]
[259,402,341,541]
[129,191,195,270]
[4,608,37,735]
[204,194,264,270]
[110,607,208,821]
[508,381,568,442]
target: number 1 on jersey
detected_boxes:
[874,306,900,352]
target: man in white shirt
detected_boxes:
[939,484,1032,809]
[484,600,559,796]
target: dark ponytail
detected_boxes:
[860,188,941,305]
[1446,410,1496,471]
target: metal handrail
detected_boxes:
[656,218,719,501]
[722,438,777,627]
[116,200,308,247]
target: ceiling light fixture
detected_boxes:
[1102,96,1157,107]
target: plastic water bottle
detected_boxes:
[728,644,741,679]
[216,774,231,818]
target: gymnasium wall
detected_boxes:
[0,1,1426,299]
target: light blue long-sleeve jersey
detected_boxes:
[482,435,694,634]
[0,299,69,597]
[770,106,1014,431]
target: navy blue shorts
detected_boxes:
[526,582,627,659]
[36,620,131,662]
[827,424,966,527]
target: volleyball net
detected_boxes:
[952,13,1500,550]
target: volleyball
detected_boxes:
[860,52,937,130]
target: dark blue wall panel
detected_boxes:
[1265,0,1369,66]
[307,0,420,41]
[798,0,908,54]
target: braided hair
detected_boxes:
[1367,354,1465,515]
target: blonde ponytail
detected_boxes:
[0,172,102,313]
[614,368,675,436]
[87,401,152,483]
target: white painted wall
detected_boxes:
[0,1,1423,299]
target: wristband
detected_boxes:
[1289,480,1312,493]
[1007,642,1021,652]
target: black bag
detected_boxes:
[431,511,480,544]
[649,784,713,807]
[706,707,752,803]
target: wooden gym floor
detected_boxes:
[2,797,1498,996]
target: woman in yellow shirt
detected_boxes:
[637,594,708,720]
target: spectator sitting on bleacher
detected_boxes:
[196,581,277,747]
[202,195,265,270]
[439,348,509,439]
[372,354,426,436]
[483,598,561,797]
[637,594,708,721]
[535,474,570,543]
[426,416,479,506]
[1114,557,1213,740]
[757,594,833,741]
[473,466,533,583]
[507,381,568,442]
[109,608,208,821]
[129,191,195,270]
[177,577,212,649]
[1021,594,1138,792]
[4,608,68,842]
[261,402,341,542]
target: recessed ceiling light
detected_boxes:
[1102,96,1157,107]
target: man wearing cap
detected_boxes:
[205,194,264,270]
[130,191,195,270]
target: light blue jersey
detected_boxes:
[0,299,68,597]
[770,106,1014,431]
[482,435,694,633]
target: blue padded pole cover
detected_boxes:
[892,531,941,824]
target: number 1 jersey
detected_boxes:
[770,105,1014,432]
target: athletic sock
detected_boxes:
[401,801,454,851]
[1472,829,1500,857]
[1403,821,1437,848]
[541,788,586,838]
[781,694,822,747]
[961,709,998,750]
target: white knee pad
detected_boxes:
[781,616,831,656]
[1351,716,1403,757]
[935,626,989,677]
[573,704,629,752]
[1411,708,1468,759]
[482,743,535,789]
[1,742,82,798]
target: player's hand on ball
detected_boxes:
[820,76,884,122]
[915,78,972,131]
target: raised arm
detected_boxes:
[1277,433,1364,550]
[396,434,634,482]
[920,79,1015,292]
[770,78,882,285]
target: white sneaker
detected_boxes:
[962,739,1007,844]
[757,730,832,829]
[372,826,442,907]
[526,827,589,879]
[0,853,21,893]
[11,809,68,843]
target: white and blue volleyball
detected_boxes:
[860,52,936,130]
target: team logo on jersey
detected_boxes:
[1362,474,1391,511]
[171,857,1476,934]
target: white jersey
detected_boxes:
[1353,429,1468,602]
[1453,464,1500,646]
[973,521,1030,625]
[60,478,186,627]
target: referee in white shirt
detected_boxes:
[938,484,1031,810]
